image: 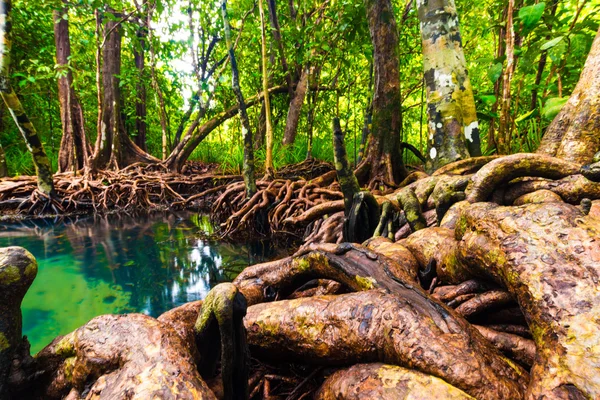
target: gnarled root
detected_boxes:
[233,242,421,305]
[457,202,600,398]
[33,314,216,399]
[316,363,475,400]
[194,283,249,400]
[244,291,528,399]
[466,153,580,203]
[474,326,536,368]
[0,247,38,398]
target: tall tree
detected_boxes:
[356,0,407,187]
[0,0,54,195]
[258,0,274,176]
[537,26,600,165]
[53,3,90,173]
[92,7,156,170]
[133,24,148,151]
[221,0,257,197]
[417,0,481,171]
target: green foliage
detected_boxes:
[1,0,599,176]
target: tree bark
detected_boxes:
[496,0,516,155]
[457,202,600,399]
[133,26,148,151]
[418,0,480,171]
[54,5,90,173]
[0,141,7,177]
[357,0,407,186]
[0,0,55,195]
[92,8,157,170]
[282,65,309,146]
[259,0,274,175]
[537,26,600,165]
[221,0,257,197]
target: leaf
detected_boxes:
[518,3,546,31]
[515,109,536,124]
[488,63,503,83]
[540,36,564,51]
[542,97,568,120]
[478,94,497,105]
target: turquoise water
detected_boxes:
[0,212,281,354]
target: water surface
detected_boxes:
[0,212,282,353]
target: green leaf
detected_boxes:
[515,109,536,124]
[518,3,546,31]
[542,97,568,120]
[540,36,564,51]
[478,94,497,105]
[488,63,503,83]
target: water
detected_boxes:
[0,212,283,354]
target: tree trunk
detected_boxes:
[221,0,257,197]
[537,26,600,165]
[496,0,516,155]
[356,0,407,186]
[54,5,90,173]
[418,0,480,171]
[457,202,600,399]
[92,8,157,170]
[282,66,309,146]
[0,0,55,195]
[133,26,148,151]
[267,0,292,96]
[259,0,274,175]
[0,142,6,177]
[92,7,122,169]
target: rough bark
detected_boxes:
[316,363,474,400]
[221,0,257,197]
[357,0,407,186]
[333,118,361,215]
[496,0,516,155]
[133,26,147,151]
[245,291,528,399]
[282,66,309,146]
[537,27,600,165]
[457,202,600,399]
[194,283,249,400]
[33,314,216,399]
[92,8,122,169]
[418,0,480,171]
[0,0,54,195]
[0,247,37,398]
[54,5,90,173]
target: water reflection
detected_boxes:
[0,212,282,353]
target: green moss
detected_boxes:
[0,265,21,285]
[355,275,377,290]
[54,336,76,357]
[0,332,10,352]
[24,259,37,280]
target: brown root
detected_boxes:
[474,325,536,368]
[33,314,215,399]
[244,291,528,399]
[454,290,515,319]
[316,363,474,400]
[457,202,600,398]
[466,153,581,203]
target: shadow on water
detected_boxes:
[0,211,286,354]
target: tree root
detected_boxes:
[244,290,528,399]
[466,153,581,203]
[474,326,536,368]
[33,314,216,399]
[316,363,474,400]
[457,201,600,398]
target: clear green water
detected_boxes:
[0,212,281,354]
